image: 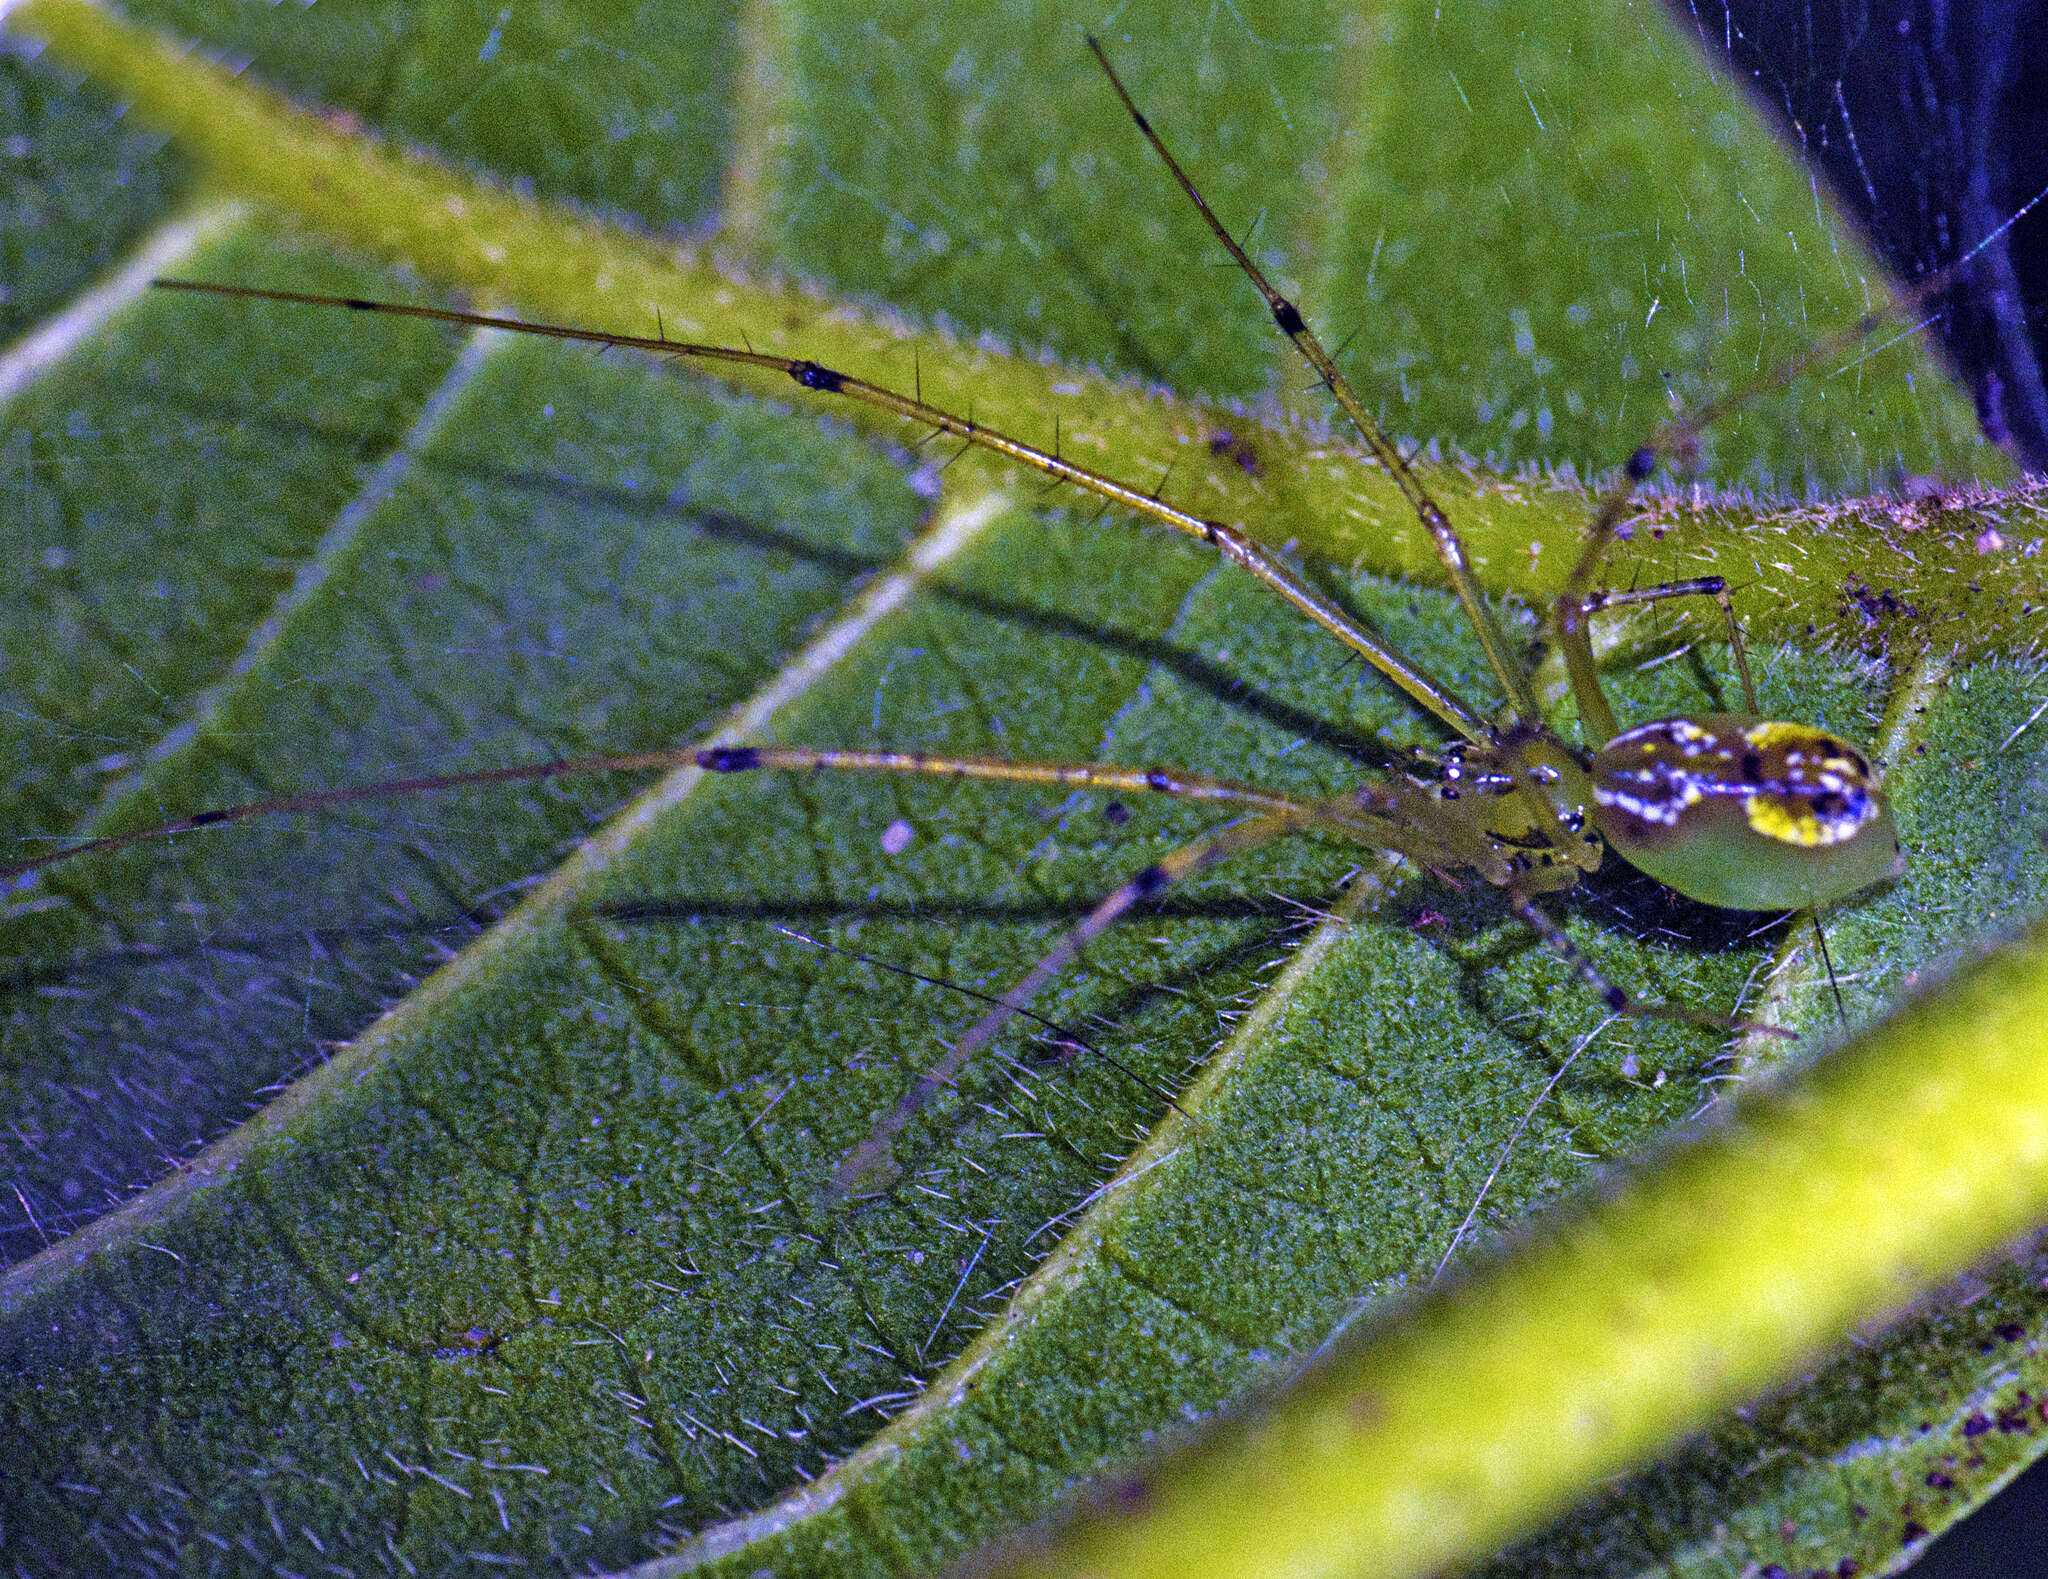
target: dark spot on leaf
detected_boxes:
[1842,575,1918,626]
[1023,1034,1083,1072]
[1964,1412,1993,1437]
[790,360,844,392]
[1205,429,1264,477]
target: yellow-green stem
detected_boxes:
[978,915,2048,1578]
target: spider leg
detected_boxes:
[1503,888,1787,1037]
[3,745,1321,884]
[694,746,1315,818]
[151,280,1494,744]
[1556,573,1760,743]
[1085,37,1542,727]
[830,810,1314,1199]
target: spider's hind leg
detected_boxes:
[1502,888,1784,1038]
[829,810,1316,1201]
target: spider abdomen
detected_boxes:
[1589,715,1903,911]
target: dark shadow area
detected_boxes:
[1575,851,1793,954]
[140,384,1408,766]
[4,888,1348,1005]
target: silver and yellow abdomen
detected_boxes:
[1589,715,1903,911]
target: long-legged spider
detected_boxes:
[5,40,1905,1204]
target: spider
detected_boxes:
[5,40,1904,1206]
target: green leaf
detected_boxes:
[4,2,2048,1577]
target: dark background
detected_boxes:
[1680,0,2048,470]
